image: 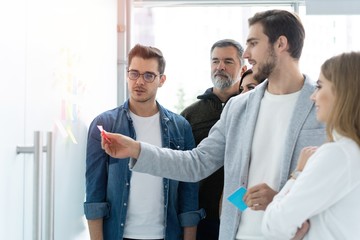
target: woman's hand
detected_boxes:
[296,146,318,171]
[291,220,310,240]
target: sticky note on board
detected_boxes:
[227,186,248,211]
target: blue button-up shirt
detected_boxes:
[84,100,205,239]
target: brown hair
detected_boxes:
[127,44,166,74]
[248,10,305,59]
[321,52,360,146]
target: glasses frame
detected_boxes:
[127,70,162,83]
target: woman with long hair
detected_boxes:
[262,52,360,239]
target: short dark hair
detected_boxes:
[239,68,253,87]
[210,39,245,65]
[248,10,305,59]
[239,68,265,86]
[128,44,166,74]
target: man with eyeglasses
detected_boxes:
[84,44,205,240]
[180,39,247,240]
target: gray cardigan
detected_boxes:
[131,76,326,239]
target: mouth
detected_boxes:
[215,73,228,78]
[214,71,229,79]
[134,88,145,93]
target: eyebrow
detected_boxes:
[129,69,158,75]
[246,37,258,44]
[212,57,235,61]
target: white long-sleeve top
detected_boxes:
[262,134,360,240]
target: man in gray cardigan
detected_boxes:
[101,10,326,240]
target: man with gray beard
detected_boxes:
[180,39,247,240]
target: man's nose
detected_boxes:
[243,47,250,59]
[216,61,225,70]
[135,75,146,85]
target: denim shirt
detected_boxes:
[84,100,205,240]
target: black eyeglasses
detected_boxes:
[127,70,161,83]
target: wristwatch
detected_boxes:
[290,170,302,179]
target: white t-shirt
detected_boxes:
[236,90,300,240]
[262,134,360,240]
[123,111,165,239]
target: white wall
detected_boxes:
[0,0,118,239]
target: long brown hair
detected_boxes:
[321,52,360,146]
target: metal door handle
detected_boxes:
[16,131,54,240]
[45,132,54,240]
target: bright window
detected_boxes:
[131,4,360,113]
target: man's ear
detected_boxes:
[159,74,166,87]
[277,36,288,51]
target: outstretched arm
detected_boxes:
[101,131,141,159]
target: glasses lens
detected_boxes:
[128,71,139,80]
[143,72,155,82]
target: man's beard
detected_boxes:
[211,71,236,89]
[254,47,277,82]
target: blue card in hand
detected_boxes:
[227,186,248,211]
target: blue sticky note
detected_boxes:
[227,187,248,211]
